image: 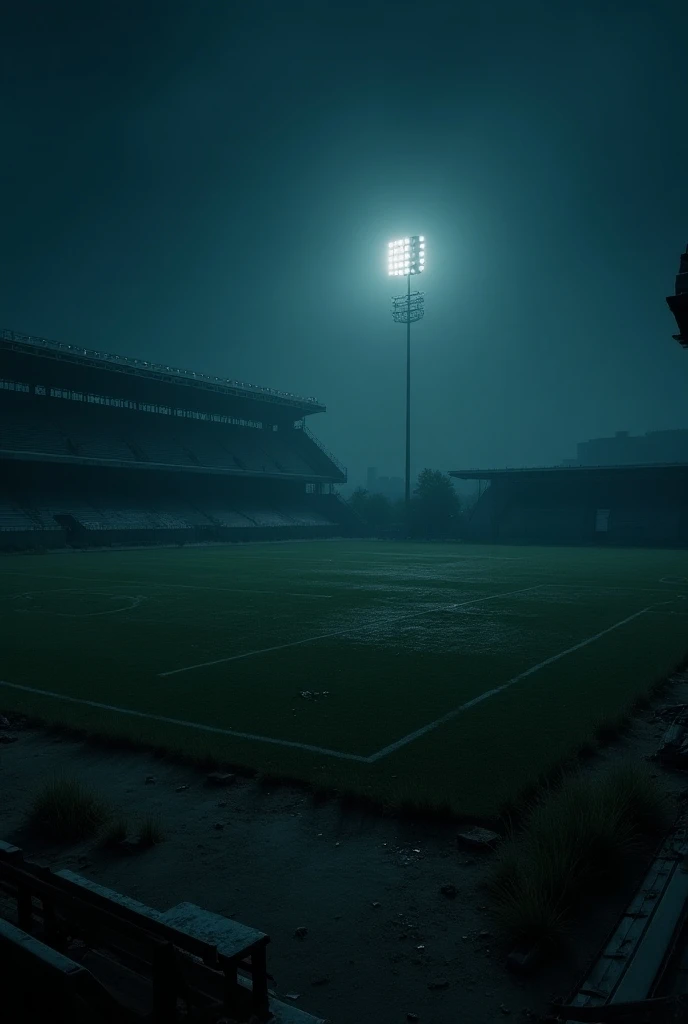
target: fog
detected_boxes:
[2,0,687,487]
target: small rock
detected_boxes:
[217,800,227,808]
[118,837,142,854]
[294,926,308,939]
[311,976,330,986]
[457,826,501,850]
[0,715,11,728]
[284,993,300,1001]
[499,1005,511,1015]
[478,929,492,938]
[407,1015,420,1022]
[440,884,458,899]
[145,776,156,784]
[428,978,449,990]
[206,771,235,786]
[175,785,189,792]
[0,734,17,744]
[371,901,381,908]
[214,822,225,830]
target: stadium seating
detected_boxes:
[0,499,39,531]
[0,393,336,480]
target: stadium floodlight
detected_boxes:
[387,235,427,514]
[387,235,427,278]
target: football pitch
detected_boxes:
[1,540,688,817]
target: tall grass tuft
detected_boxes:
[29,778,109,842]
[138,814,165,848]
[488,761,670,944]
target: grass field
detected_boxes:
[1,540,688,817]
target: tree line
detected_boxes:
[348,469,466,539]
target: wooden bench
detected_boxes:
[0,916,128,1024]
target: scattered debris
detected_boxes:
[371,901,381,909]
[427,978,449,990]
[145,776,156,784]
[0,715,11,728]
[457,826,501,850]
[206,772,235,786]
[0,734,17,744]
[294,926,308,939]
[407,1014,420,1022]
[440,883,457,899]
[175,785,189,792]
[416,944,425,952]
[298,690,330,701]
[284,993,301,1001]
[478,929,492,938]
[499,1005,511,1015]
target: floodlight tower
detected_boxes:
[388,235,426,511]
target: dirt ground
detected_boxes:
[1,680,687,1024]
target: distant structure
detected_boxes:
[573,429,688,467]
[667,243,688,347]
[364,467,404,501]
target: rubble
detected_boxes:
[457,826,501,850]
[206,771,235,786]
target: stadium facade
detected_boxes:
[0,328,357,550]
[451,464,688,547]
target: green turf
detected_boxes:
[1,540,687,816]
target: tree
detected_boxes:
[348,487,394,531]
[411,469,462,538]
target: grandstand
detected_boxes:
[0,328,355,549]
[452,463,688,546]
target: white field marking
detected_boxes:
[367,606,652,761]
[12,590,147,618]
[0,569,331,600]
[0,680,369,762]
[158,584,546,678]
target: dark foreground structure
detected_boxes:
[0,329,356,550]
[667,243,688,347]
[451,464,688,546]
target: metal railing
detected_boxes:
[296,422,347,477]
[1,328,321,407]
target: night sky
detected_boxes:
[2,1,687,487]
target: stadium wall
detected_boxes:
[461,466,688,547]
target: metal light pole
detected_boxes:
[389,236,426,512]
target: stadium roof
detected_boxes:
[450,462,688,480]
[0,328,326,417]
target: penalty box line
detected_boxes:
[0,605,651,765]
[158,583,547,677]
[367,605,652,761]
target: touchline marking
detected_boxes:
[158,584,546,677]
[0,569,330,601]
[367,605,652,761]
[0,680,368,762]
